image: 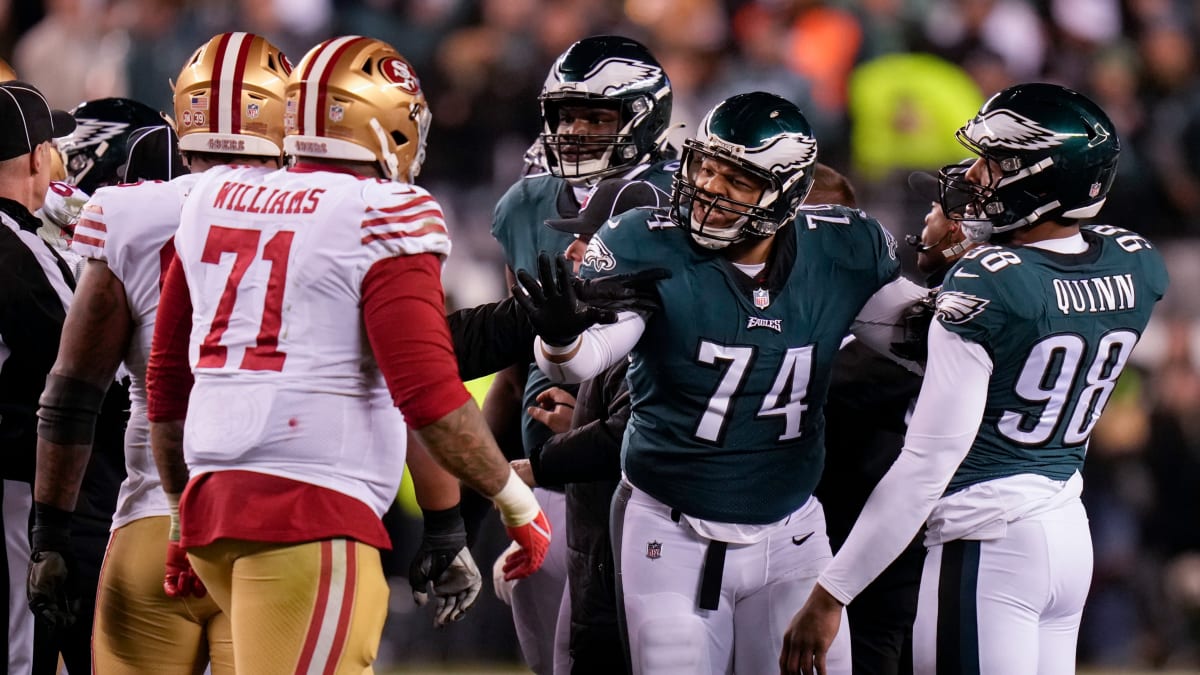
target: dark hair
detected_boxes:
[806,163,857,208]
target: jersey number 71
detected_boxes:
[196,225,295,372]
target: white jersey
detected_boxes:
[174,165,452,517]
[71,174,201,530]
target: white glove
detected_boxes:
[492,541,520,606]
[412,546,482,627]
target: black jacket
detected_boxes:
[0,198,72,482]
[446,296,535,381]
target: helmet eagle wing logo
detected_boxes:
[61,119,131,150]
[564,57,662,96]
[750,132,817,175]
[935,291,990,325]
[965,110,1065,151]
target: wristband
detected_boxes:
[166,492,181,542]
[30,502,72,553]
[491,469,539,527]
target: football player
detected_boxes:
[782,84,1169,675]
[487,34,677,675]
[144,36,550,675]
[28,32,287,674]
[533,91,926,675]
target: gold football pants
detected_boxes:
[93,516,232,674]
[187,537,388,675]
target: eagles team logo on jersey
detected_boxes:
[646,541,662,560]
[582,236,616,272]
[963,109,1071,151]
[936,291,990,324]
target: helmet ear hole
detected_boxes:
[361,59,373,76]
[391,130,407,146]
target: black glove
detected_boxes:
[409,505,481,627]
[513,252,619,346]
[27,502,79,627]
[890,290,937,363]
[576,267,671,315]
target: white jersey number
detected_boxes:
[694,341,814,444]
[997,329,1138,446]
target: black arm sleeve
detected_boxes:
[529,361,630,488]
[446,296,536,381]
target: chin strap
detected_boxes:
[369,118,401,181]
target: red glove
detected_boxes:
[163,541,207,598]
[502,509,551,581]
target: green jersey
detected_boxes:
[490,161,678,456]
[582,204,900,523]
[937,226,1168,493]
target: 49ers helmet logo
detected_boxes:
[379,56,420,95]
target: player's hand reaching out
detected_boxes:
[514,251,617,346]
[779,583,844,675]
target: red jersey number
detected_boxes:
[196,225,295,371]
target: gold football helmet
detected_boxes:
[174,32,290,158]
[0,58,16,82]
[284,36,431,182]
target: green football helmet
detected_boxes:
[940,82,1120,241]
[670,92,818,250]
[539,35,672,185]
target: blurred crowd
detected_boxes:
[3,0,1200,669]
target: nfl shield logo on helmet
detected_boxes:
[246,103,260,119]
[753,288,770,309]
[1089,182,1101,198]
[329,103,344,122]
[646,541,662,560]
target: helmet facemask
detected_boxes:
[671,140,781,250]
[540,96,647,185]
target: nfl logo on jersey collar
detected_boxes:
[753,287,770,309]
[646,541,662,559]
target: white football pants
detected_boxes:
[914,497,1092,674]
[614,482,851,675]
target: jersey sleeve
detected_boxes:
[70,197,109,263]
[579,207,675,281]
[489,178,526,270]
[805,205,901,288]
[358,181,451,266]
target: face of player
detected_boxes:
[554,104,621,165]
[690,155,767,230]
[960,155,1005,218]
[916,202,967,275]
[565,235,590,275]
